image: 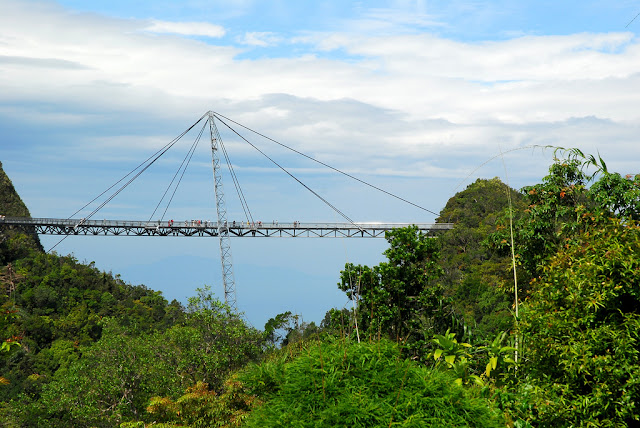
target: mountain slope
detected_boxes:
[0,161,43,263]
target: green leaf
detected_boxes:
[490,356,498,370]
[444,355,455,366]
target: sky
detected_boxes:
[1,0,640,328]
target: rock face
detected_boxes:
[0,161,43,263]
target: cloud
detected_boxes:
[144,19,226,38]
[1,0,639,189]
[0,54,89,69]
[238,31,282,47]
[349,7,445,33]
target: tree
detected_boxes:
[590,171,640,220]
[339,226,449,355]
[28,319,174,427]
[508,157,591,277]
[179,286,264,389]
[488,150,640,425]
[0,300,21,386]
[490,148,639,279]
[11,288,263,426]
[519,216,640,426]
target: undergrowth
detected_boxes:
[240,337,504,427]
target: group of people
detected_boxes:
[161,219,303,229]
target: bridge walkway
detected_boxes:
[0,217,453,238]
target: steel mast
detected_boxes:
[208,112,237,311]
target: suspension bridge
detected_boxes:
[0,217,450,238]
[0,111,453,310]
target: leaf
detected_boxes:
[470,375,484,387]
[490,356,498,370]
[485,362,492,378]
[444,355,455,366]
[433,349,443,360]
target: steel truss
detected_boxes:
[0,217,453,238]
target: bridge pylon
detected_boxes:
[208,112,237,312]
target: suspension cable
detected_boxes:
[212,111,440,217]
[48,113,209,252]
[160,121,207,221]
[150,118,208,222]
[215,122,254,225]
[213,114,361,229]
[67,112,209,220]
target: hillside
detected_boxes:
[0,162,187,420]
[0,161,43,263]
[436,177,526,339]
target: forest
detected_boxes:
[1,148,640,427]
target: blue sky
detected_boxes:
[1,0,640,327]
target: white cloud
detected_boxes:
[1,0,639,186]
[239,31,282,47]
[337,7,444,34]
[144,19,226,38]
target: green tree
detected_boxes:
[490,149,639,280]
[0,300,21,386]
[263,311,294,347]
[319,307,355,337]
[25,319,173,427]
[339,226,448,353]
[518,216,640,426]
[10,288,261,426]
[179,286,264,389]
[0,250,186,404]
[590,171,640,220]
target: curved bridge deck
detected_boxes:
[0,217,453,238]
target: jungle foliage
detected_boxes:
[519,216,640,426]
[436,178,526,341]
[339,225,449,358]
[239,338,504,427]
